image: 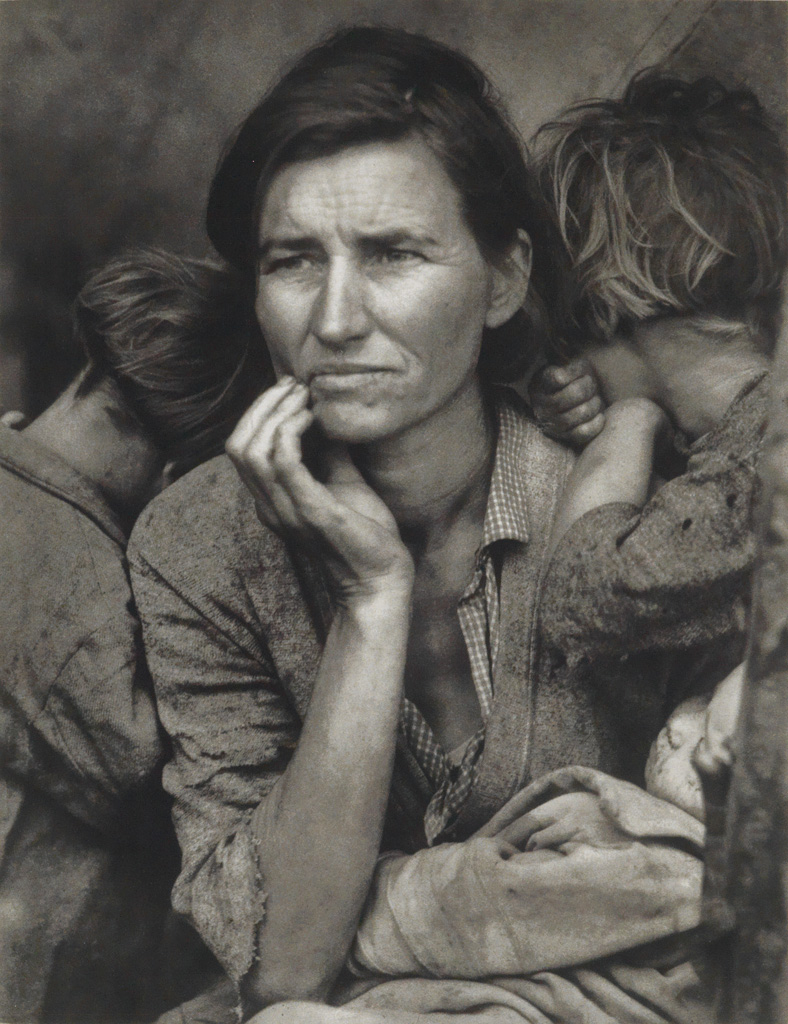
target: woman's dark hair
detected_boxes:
[74,249,271,470]
[536,69,788,356]
[207,26,565,381]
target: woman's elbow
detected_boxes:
[241,960,337,1014]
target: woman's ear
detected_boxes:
[485,229,532,329]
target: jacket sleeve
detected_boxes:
[540,447,759,661]
[128,507,302,986]
[351,771,704,979]
[540,379,768,661]
[0,534,164,838]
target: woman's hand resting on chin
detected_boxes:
[226,376,414,605]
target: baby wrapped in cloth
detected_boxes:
[253,672,740,1024]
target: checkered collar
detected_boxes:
[478,391,531,555]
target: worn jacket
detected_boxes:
[541,374,768,663]
[128,395,721,990]
[0,425,208,1023]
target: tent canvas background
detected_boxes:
[1,0,786,418]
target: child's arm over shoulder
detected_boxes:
[541,400,762,660]
[547,397,667,558]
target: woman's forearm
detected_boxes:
[242,580,412,1010]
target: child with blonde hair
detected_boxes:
[529,72,785,706]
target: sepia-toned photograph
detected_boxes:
[1,2,787,1022]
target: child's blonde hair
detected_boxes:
[536,70,787,358]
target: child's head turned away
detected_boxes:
[536,70,787,361]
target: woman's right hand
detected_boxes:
[226,377,414,604]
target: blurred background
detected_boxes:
[1,0,785,416]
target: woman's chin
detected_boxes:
[311,400,400,445]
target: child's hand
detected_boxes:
[694,663,745,779]
[528,358,606,447]
[499,791,629,851]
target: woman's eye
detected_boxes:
[261,254,319,275]
[378,248,422,265]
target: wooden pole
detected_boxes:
[716,291,788,1022]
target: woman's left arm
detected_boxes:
[351,775,705,980]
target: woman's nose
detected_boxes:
[310,260,370,348]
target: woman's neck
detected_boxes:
[353,381,495,549]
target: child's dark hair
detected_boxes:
[74,249,271,470]
[207,25,564,380]
[536,69,788,356]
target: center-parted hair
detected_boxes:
[74,249,271,471]
[207,26,564,380]
[536,70,788,355]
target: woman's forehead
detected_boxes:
[257,138,470,246]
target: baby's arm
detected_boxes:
[548,398,668,556]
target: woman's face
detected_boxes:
[254,137,503,444]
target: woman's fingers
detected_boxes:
[238,393,365,546]
[525,820,574,851]
[227,380,313,530]
[498,808,555,848]
[226,378,410,587]
[231,381,309,470]
[269,414,349,528]
[226,376,301,456]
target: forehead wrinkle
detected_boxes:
[259,140,468,248]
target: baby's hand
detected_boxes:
[499,791,629,851]
[694,663,746,779]
[528,358,605,447]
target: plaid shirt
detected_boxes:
[399,397,531,843]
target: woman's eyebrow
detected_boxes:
[258,230,440,258]
[359,229,439,248]
[258,236,321,258]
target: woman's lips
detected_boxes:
[308,367,395,390]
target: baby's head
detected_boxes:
[536,70,787,362]
[645,694,708,820]
[645,664,745,821]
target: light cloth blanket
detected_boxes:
[252,767,712,1023]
